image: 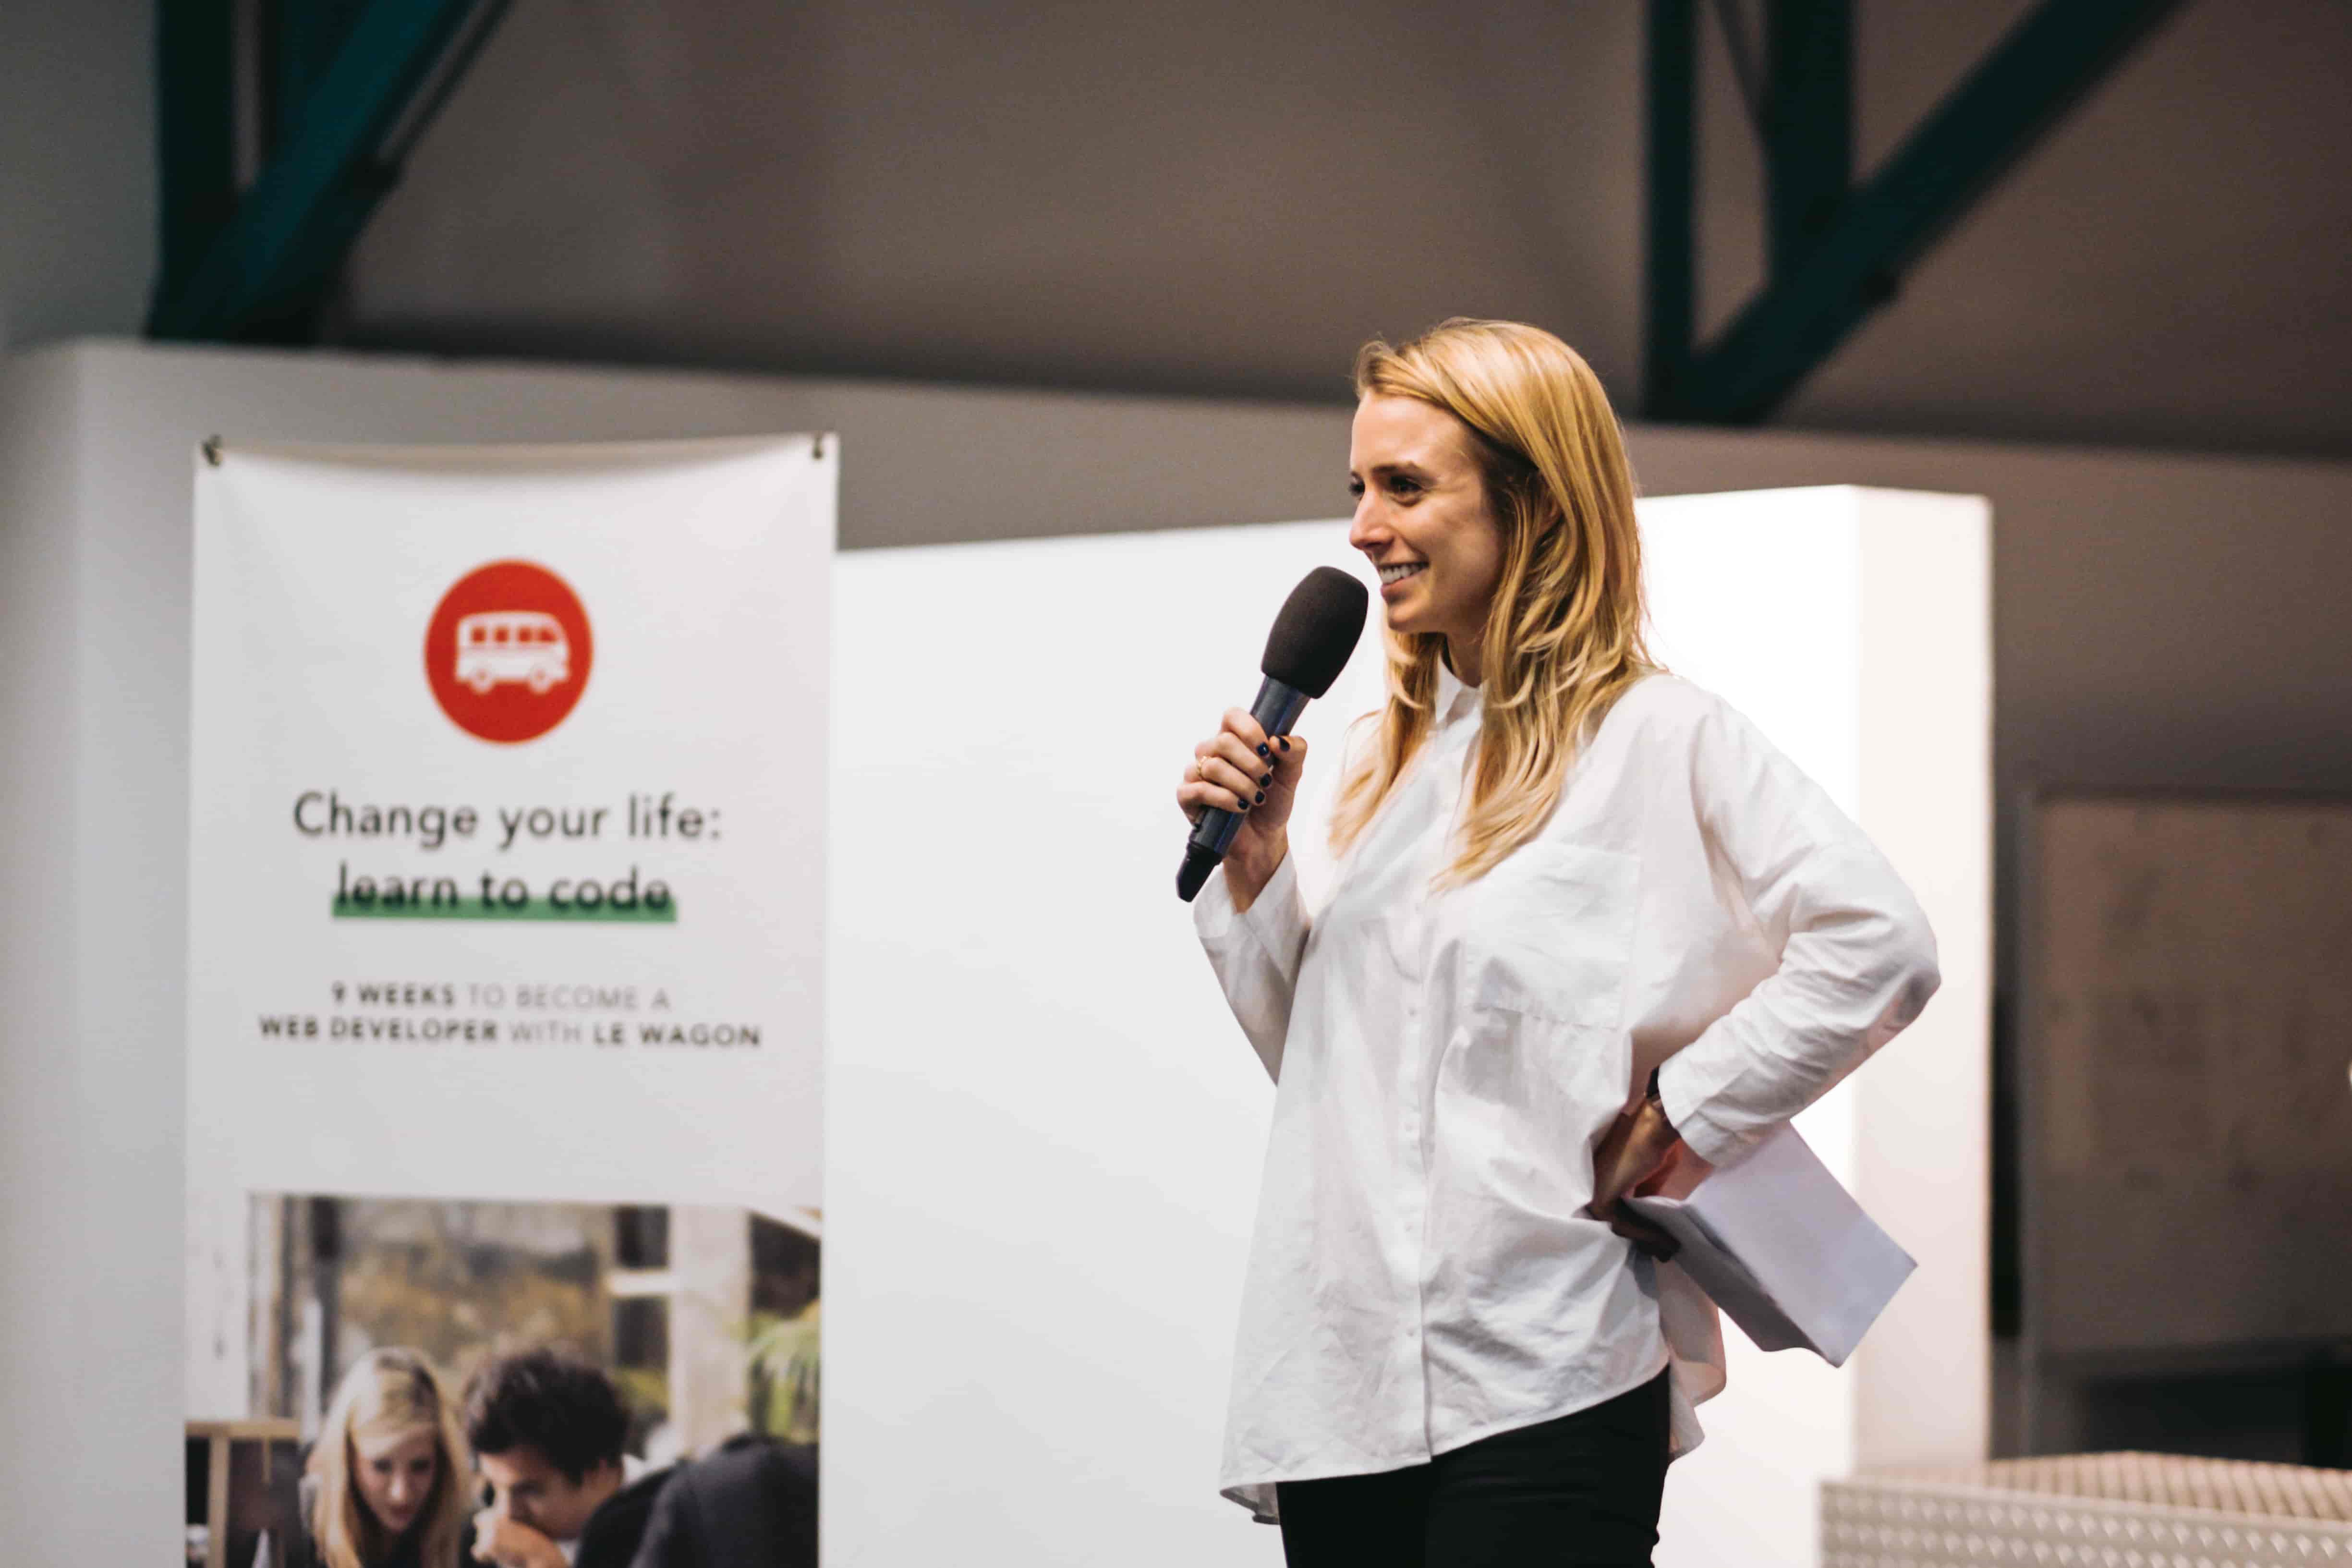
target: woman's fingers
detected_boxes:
[1177,779,1242,823]
[1593,1112,1682,1261]
[1632,1143,1683,1199]
[1221,706,1272,759]
[1193,746,1260,811]
[1177,718,1305,827]
[1609,1212,1681,1263]
[1221,727,1307,789]
[1205,727,1270,787]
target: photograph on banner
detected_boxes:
[182,437,833,1568]
[192,1192,819,1568]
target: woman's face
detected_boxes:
[352,1424,439,1539]
[1348,395,1506,680]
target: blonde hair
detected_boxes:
[306,1349,472,1568]
[1333,318,1659,886]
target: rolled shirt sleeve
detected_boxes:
[1192,850,1312,1082]
[1653,694,1943,1167]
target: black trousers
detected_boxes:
[1274,1370,1672,1568]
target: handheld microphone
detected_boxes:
[1176,566,1369,902]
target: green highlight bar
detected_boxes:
[332,897,676,923]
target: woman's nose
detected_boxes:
[1347,497,1386,551]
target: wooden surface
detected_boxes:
[2025,796,2352,1358]
[186,1421,300,1568]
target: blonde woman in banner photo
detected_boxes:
[291,1349,475,1568]
[1175,318,1942,1567]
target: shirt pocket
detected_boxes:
[1459,840,1640,1030]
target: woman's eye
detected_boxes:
[1346,479,1364,499]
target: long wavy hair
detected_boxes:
[306,1348,472,1568]
[1331,318,1659,886]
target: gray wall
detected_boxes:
[0,353,111,1562]
[0,0,153,348]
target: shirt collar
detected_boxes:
[1432,655,1481,728]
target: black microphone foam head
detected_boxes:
[1262,566,1370,698]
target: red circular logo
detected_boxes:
[424,561,594,744]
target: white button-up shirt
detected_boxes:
[1192,665,1940,1519]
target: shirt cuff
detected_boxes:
[1653,1052,1762,1169]
[1192,851,1303,961]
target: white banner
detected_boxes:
[183,437,832,1433]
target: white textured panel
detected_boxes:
[1824,1453,2352,1568]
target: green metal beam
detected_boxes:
[268,0,379,152]
[156,0,237,288]
[1646,0,2185,424]
[1763,0,1851,280]
[147,0,506,342]
[1643,0,1697,418]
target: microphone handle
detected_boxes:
[1177,676,1310,902]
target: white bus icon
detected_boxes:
[455,610,571,694]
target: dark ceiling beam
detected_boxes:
[1645,0,2187,425]
[157,0,237,292]
[267,0,379,153]
[147,0,509,343]
[1763,0,1851,282]
[1643,0,1699,413]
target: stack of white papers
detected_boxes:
[1621,1122,1915,1366]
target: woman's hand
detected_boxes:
[471,1513,568,1568]
[1175,709,1309,910]
[1590,1100,1687,1261]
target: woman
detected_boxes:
[290,1348,473,1568]
[1176,319,1940,1566]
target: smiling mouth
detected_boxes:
[1378,562,1427,585]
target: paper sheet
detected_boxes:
[1622,1122,1915,1366]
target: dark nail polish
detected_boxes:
[1259,773,1272,787]
[1278,737,1290,752]
[1254,790,1266,804]
[1256,743,1270,758]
